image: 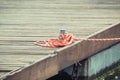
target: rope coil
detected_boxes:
[34,32,120,47]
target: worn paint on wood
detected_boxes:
[85,42,120,77]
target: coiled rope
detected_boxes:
[34,32,120,47]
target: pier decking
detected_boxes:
[0,0,120,80]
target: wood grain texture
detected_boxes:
[0,0,120,79]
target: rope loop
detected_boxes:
[34,32,120,47]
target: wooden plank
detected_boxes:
[0,3,120,10]
[0,65,22,71]
[0,19,119,24]
[0,14,119,19]
[0,55,47,64]
[0,72,9,78]
[0,55,58,80]
[0,26,106,30]
[0,27,104,31]
[0,45,55,51]
[0,45,55,55]
[56,23,120,70]
[0,0,120,79]
[1,23,120,80]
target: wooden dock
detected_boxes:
[0,0,120,80]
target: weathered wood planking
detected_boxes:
[0,0,120,79]
[0,72,8,78]
[1,23,120,80]
[57,23,120,71]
